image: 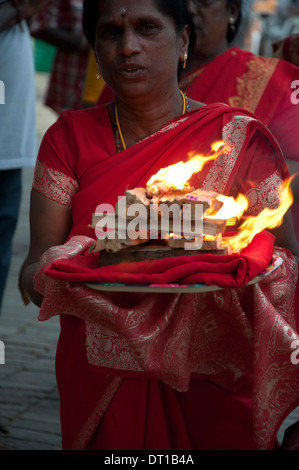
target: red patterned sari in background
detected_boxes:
[32,103,299,450]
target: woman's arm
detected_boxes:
[20,189,72,306]
[32,27,88,52]
[0,0,50,32]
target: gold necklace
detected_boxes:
[115,105,127,151]
[115,90,188,151]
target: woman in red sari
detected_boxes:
[21,0,299,450]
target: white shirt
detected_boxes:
[0,20,37,169]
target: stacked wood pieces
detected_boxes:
[90,187,233,266]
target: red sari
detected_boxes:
[32,104,299,450]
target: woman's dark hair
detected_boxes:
[226,0,254,46]
[82,0,196,73]
[154,0,196,74]
[226,0,241,43]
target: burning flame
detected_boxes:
[165,177,294,253]
[146,141,228,196]
[229,177,294,252]
[207,193,249,221]
[145,140,294,254]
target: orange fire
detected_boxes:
[206,193,249,221]
[146,142,294,253]
[146,141,228,196]
[228,177,294,252]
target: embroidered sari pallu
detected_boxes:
[32,104,299,450]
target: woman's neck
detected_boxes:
[186,44,229,72]
[112,89,186,148]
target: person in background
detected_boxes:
[272,33,299,67]
[275,0,299,25]
[0,0,50,313]
[21,0,299,450]
[30,0,89,114]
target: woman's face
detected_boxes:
[187,0,239,62]
[95,0,189,101]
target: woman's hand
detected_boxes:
[19,261,43,307]
[20,0,50,19]
[0,0,50,33]
[19,189,72,306]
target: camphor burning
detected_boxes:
[93,141,294,255]
[146,141,229,196]
[228,176,294,252]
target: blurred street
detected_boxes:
[0,73,60,450]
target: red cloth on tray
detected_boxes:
[43,230,275,288]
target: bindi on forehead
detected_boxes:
[119,7,128,18]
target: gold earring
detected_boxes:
[229,17,236,32]
[183,51,188,70]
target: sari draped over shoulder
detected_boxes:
[32,103,299,450]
